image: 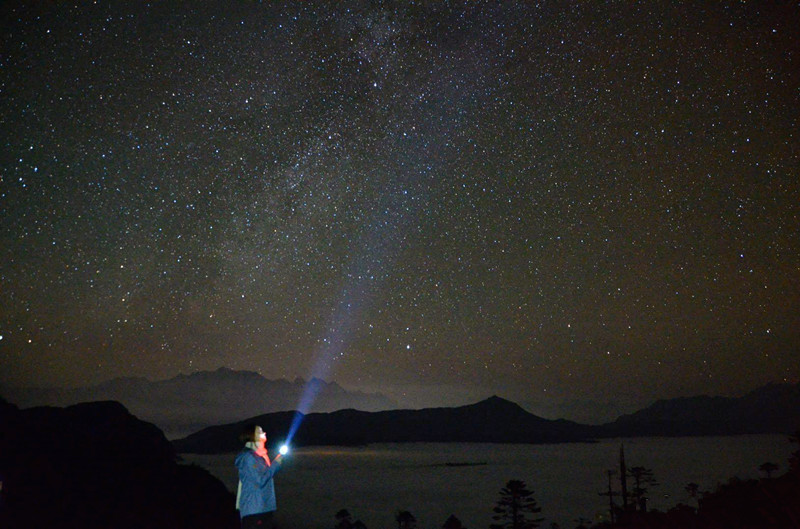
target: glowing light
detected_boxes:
[279,444,289,456]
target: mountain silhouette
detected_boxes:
[172,382,800,453]
[4,367,396,438]
[173,395,594,453]
[7,373,799,451]
[596,382,800,437]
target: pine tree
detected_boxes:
[685,482,700,510]
[490,479,544,529]
[790,431,800,474]
[759,461,778,478]
[627,466,658,512]
[442,514,466,529]
[396,510,417,529]
[334,509,354,529]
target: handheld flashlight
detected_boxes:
[279,444,289,456]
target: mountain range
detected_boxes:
[172,395,595,453]
[3,367,396,438]
[172,382,800,453]
[5,368,799,446]
[596,382,800,437]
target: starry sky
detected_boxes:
[1,0,798,422]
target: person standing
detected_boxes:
[235,424,282,528]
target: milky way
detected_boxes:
[2,1,798,421]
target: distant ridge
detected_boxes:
[6,372,799,445]
[172,395,595,453]
[596,382,800,437]
[4,367,397,438]
[171,382,800,453]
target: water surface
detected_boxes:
[182,435,793,528]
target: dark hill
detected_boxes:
[173,395,594,454]
[596,382,800,437]
[0,398,238,529]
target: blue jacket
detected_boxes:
[235,449,280,517]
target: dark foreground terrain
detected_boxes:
[3,393,800,529]
[0,397,238,529]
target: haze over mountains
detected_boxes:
[173,384,800,453]
[5,368,799,442]
[4,367,396,438]
[172,383,800,453]
[173,396,593,453]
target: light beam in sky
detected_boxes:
[286,208,399,442]
[286,175,424,443]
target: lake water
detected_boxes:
[181,435,794,529]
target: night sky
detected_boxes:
[2,1,798,422]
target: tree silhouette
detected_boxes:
[335,508,368,529]
[627,466,658,512]
[598,468,619,525]
[442,514,467,529]
[573,517,592,529]
[790,430,800,474]
[396,510,417,529]
[335,509,354,529]
[759,461,778,478]
[685,482,700,509]
[490,479,544,529]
